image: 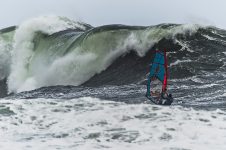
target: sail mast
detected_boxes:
[162,49,168,92]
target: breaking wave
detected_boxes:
[0,16,225,94]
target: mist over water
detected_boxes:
[0,16,226,149]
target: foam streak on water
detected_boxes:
[0,97,225,150]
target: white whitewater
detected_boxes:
[0,97,225,150]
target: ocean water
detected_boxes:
[0,16,226,150]
[0,97,226,150]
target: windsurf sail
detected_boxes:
[146,49,168,97]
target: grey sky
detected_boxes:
[1,0,226,29]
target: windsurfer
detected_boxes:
[161,89,169,99]
[146,49,173,105]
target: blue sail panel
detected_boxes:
[149,52,165,82]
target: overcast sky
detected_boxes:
[1,0,226,29]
